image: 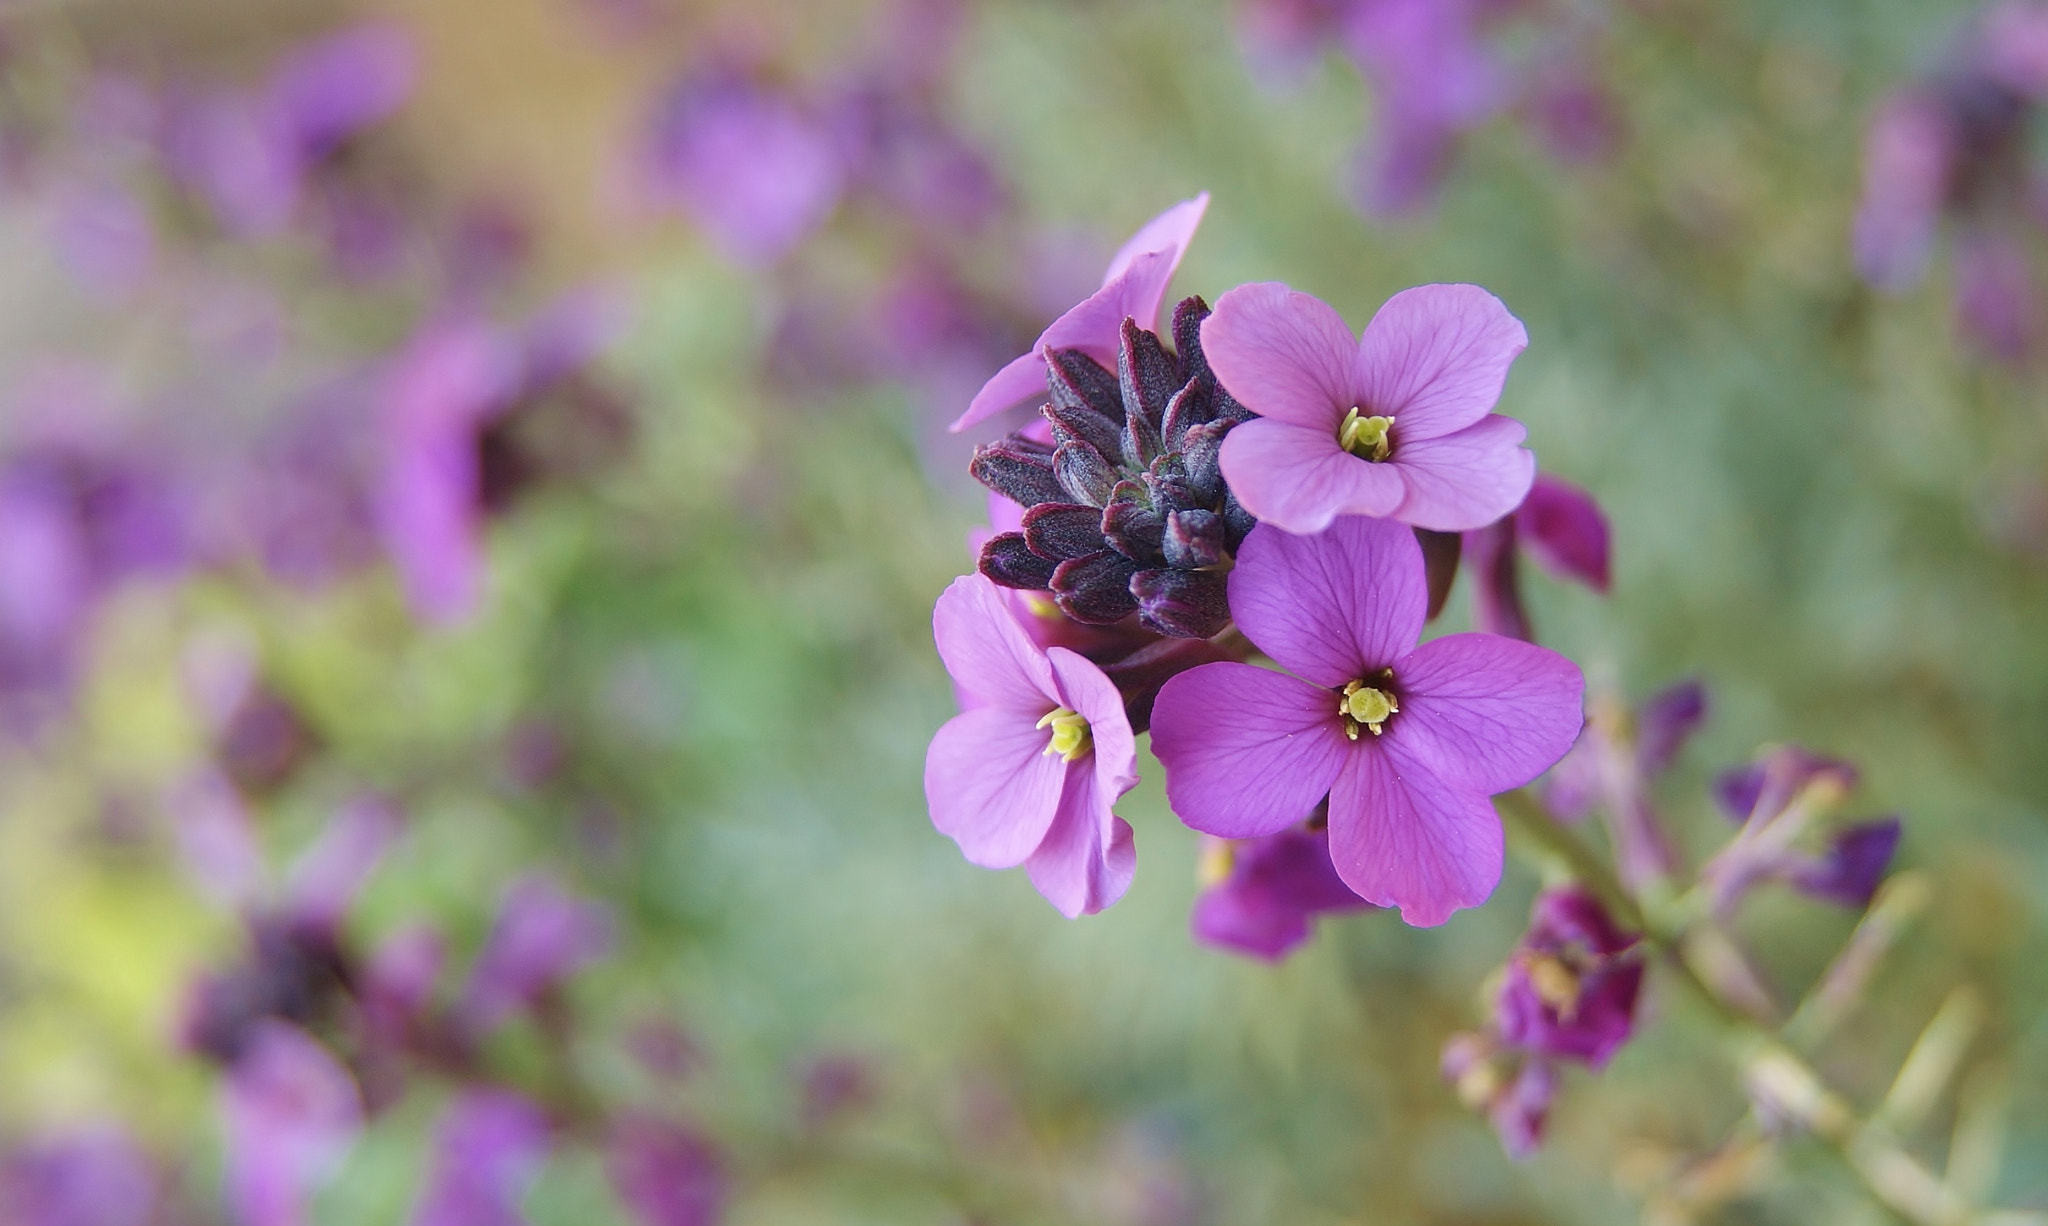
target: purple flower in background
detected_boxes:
[1495,887,1643,1067]
[1339,0,1506,216]
[1852,90,1954,291]
[413,1090,551,1226]
[1706,746,1898,913]
[1191,823,1375,961]
[606,1115,727,1226]
[460,876,614,1033]
[1150,517,1582,925]
[636,65,845,267]
[1203,281,1533,534]
[1443,1033,1557,1160]
[925,574,1140,917]
[1463,473,1611,641]
[48,176,156,297]
[220,1021,363,1226]
[0,1126,161,1226]
[1955,228,2039,359]
[266,23,417,161]
[953,194,1209,431]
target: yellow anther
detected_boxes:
[1526,954,1583,1019]
[1196,838,1237,888]
[1036,707,1092,762]
[1338,408,1395,461]
[1339,679,1398,739]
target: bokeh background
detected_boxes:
[0,0,2044,1222]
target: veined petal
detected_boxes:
[1048,647,1139,798]
[1218,418,1403,535]
[925,708,1066,868]
[954,351,1051,432]
[1229,518,1427,686]
[1150,663,1348,839]
[1390,414,1535,532]
[1201,282,1356,431]
[1025,763,1137,917]
[1354,283,1528,440]
[1328,743,1503,926]
[934,574,1059,711]
[1388,633,1584,796]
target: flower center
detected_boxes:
[1338,408,1395,462]
[1037,707,1092,762]
[1524,953,1583,1020]
[1339,677,1398,740]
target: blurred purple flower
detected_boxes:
[925,574,1140,917]
[1339,0,1506,216]
[1783,818,1904,910]
[0,1126,161,1226]
[1151,517,1582,926]
[1955,228,2039,359]
[1852,90,1954,290]
[1441,1033,1555,1159]
[1495,887,1643,1068]
[1190,825,1374,961]
[220,1021,363,1226]
[460,876,614,1032]
[635,65,844,266]
[266,23,417,161]
[165,768,266,910]
[413,1090,551,1226]
[47,176,156,297]
[799,1053,879,1129]
[606,1115,726,1226]
[1203,281,1533,534]
[1707,746,1897,912]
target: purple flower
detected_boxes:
[1955,228,2038,359]
[1203,281,1533,534]
[952,194,1210,431]
[1338,0,1505,216]
[413,1090,551,1226]
[1441,1034,1555,1160]
[1150,516,1582,925]
[1190,824,1375,961]
[0,1126,161,1226]
[606,1115,727,1226]
[460,876,614,1033]
[925,574,1139,917]
[1783,818,1904,910]
[265,23,417,161]
[1495,887,1643,1068]
[1851,94,1950,289]
[1706,746,1897,913]
[219,1022,363,1226]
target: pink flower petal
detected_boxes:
[1388,633,1585,796]
[925,707,1066,868]
[1354,283,1528,441]
[1025,764,1137,917]
[1327,743,1503,926]
[933,574,1059,711]
[1201,281,1356,431]
[1516,474,1610,592]
[1150,662,1348,838]
[1102,192,1209,287]
[953,351,1050,432]
[1217,418,1402,535]
[1389,414,1534,532]
[1228,518,1427,687]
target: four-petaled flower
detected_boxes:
[925,573,1139,917]
[1149,516,1583,926]
[1202,280,1534,534]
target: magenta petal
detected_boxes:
[1150,663,1348,839]
[933,574,1059,710]
[1218,418,1403,535]
[1328,744,1503,926]
[1353,283,1528,440]
[1228,518,1427,686]
[1102,192,1209,289]
[1025,764,1137,917]
[1201,282,1357,430]
[1389,633,1585,796]
[953,350,1049,432]
[926,708,1066,868]
[1515,474,1610,592]
[1389,414,1535,532]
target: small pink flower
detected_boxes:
[951,194,1209,432]
[1201,280,1534,534]
[924,574,1138,916]
[1150,517,1582,926]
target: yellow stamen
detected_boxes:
[1525,954,1583,1020]
[1339,408,1395,461]
[1196,838,1237,888]
[1338,679,1398,740]
[1036,707,1092,762]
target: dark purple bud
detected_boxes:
[1170,295,1213,388]
[1417,526,1468,626]
[1022,503,1107,562]
[1161,510,1226,570]
[1120,396,1165,471]
[969,440,1063,507]
[1045,347,1124,424]
[1516,475,1611,593]
[1635,679,1707,779]
[1097,636,1231,734]
[606,1114,726,1226]
[1190,827,1373,961]
[1787,817,1901,909]
[414,1090,551,1226]
[1142,454,1201,517]
[978,533,1055,589]
[1220,492,1256,550]
[1132,568,1230,639]
[1495,888,1643,1069]
[1117,318,1181,447]
[1177,420,1229,505]
[1049,551,1140,624]
[1101,498,1167,566]
[1042,397,1123,463]
[1052,441,1118,507]
[1158,379,1209,452]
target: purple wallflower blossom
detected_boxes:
[952,194,1209,431]
[1537,681,1701,890]
[1706,747,1897,913]
[1441,1033,1556,1159]
[1202,281,1533,534]
[220,1021,363,1226]
[1954,228,2039,359]
[0,1126,161,1226]
[925,573,1139,917]
[1339,0,1506,216]
[459,876,614,1033]
[1852,90,1954,291]
[1782,818,1904,910]
[1984,1,2048,98]
[412,1090,551,1226]
[47,176,156,297]
[606,1115,727,1226]
[1495,887,1643,1068]
[1150,516,1582,925]
[1190,823,1375,961]
[265,23,417,161]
